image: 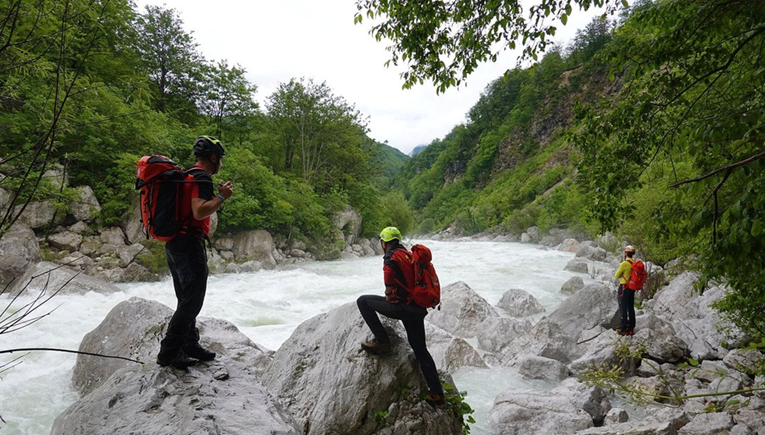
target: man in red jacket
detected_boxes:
[356,226,445,409]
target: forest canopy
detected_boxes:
[0,1,408,252]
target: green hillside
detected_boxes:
[385,0,765,340]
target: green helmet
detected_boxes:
[379,226,402,242]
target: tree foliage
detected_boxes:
[1,1,405,245]
[574,0,765,337]
[354,0,623,92]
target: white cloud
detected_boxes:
[135,0,605,154]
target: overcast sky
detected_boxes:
[135,0,605,155]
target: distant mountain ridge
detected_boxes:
[409,145,427,157]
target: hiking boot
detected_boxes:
[183,344,216,362]
[157,350,198,370]
[425,393,446,409]
[361,338,391,355]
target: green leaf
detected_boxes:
[752,219,763,236]
[565,4,572,15]
[561,14,568,25]
[688,358,699,367]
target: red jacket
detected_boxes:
[383,244,415,304]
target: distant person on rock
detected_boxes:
[615,245,636,336]
[356,226,446,409]
[156,136,233,369]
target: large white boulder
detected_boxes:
[501,319,582,365]
[425,322,488,373]
[475,316,532,353]
[496,288,545,317]
[633,313,689,363]
[70,185,101,222]
[517,355,570,381]
[333,207,362,245]
[561,276,586,295]
[52,299,296,435]
[47,231,83,252]
[650,272,744,360]
[489,387,594,434]
[73,297,273,395]
[0,226,40,287]
[547,282,619,337]
[10,261,120,295]
[13,200,65,229]
[426,281,498,338]
[261,303,464,435]
[678,412,735,435]
[232,229,277,268]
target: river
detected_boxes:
[0,239,580,435]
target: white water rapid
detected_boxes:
[0,239,581,435]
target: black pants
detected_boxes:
[159,235,208,358]
[356,295,443,396]
[618,284,636,333]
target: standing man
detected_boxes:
[156,136,233,369]
[615,245,636,336]
[356,227,446,409]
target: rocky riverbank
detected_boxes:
[0,174,382,291]
[41,229,765,435]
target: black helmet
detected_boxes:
[193,136,226,157]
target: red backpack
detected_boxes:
[627,260,647,291]
[135,155,205,242]
[407,244,441,309]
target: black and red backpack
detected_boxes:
[135,155,206,242]
[406,244,441,309]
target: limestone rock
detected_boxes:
[123,195,144,244]
[261,303,464,435]
[425,323,488,373]
[526,226,540,241]
[517,355,570,381]
[497,288,545,317]
[70,185,101,222]
[723,349,764,375]
[333,207,362,245]
[558,238,580,253]
[54,299,294,435]
[576,421,677,435]
[678,412,735,435]
[604,408,629,425]
[502,320,582,365]
[10,261,120,295]
[576,244,607,262]
[117,243,145,267]
[232,229,277,268]
[547,282,619,337]
[0,186,10,210]
[14,200,64,229]
[426,281,498,338]
[100,227,127,248]
[120,262,156,282]
[209,210,218,237]
[652,272,744,359]
[561,276,585,295]
[565,258,590,273]
[214,235,234,251]
[68,221,91,234]
[521,233,532,243]
[569,329,637,376]
[0,226,40,287]
[72,298,273,396]
[489,387,594,435]
[633,313,689,363]
[476,316,532,353]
